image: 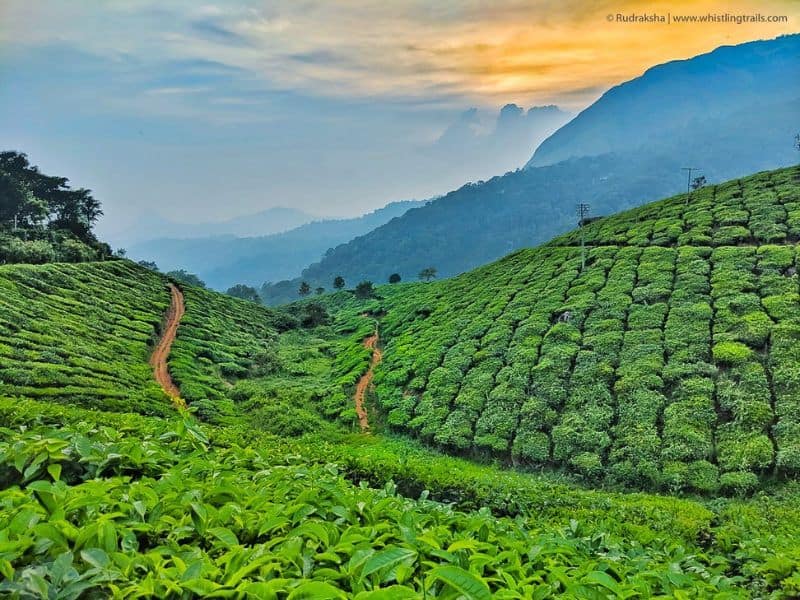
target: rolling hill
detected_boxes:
[261,34,800,305]
[3,168,800,595]
[325,165,800,493]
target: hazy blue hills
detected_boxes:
[111,206,316,248]
[129,200,425,290]
[260,34,799,305]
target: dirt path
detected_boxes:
[354,331,382,432]
[150,283,186,409]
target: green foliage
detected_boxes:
[0,151,108,264]
[313,167,800,491]
[225,283,261,303]
[166,269,206,288]
[355,281,376,299]
[713,341,753,365]
[3,399,800,598]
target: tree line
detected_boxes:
[0,151,110,264]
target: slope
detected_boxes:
[326,166,800,494]
[260,35,799,305]
[0,260,334,423]
[526,34,800,168]
[3,203,800,595]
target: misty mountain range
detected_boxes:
[130,34,799,305]
[128,200,426,290]
[111,206,316,247]
[127,102,571,287]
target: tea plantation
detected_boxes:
[2,166,800,596]
[330,166,800,494]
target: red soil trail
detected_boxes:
[150,283,186,409]
[354,331,382,432]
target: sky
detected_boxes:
[0,0,797,241]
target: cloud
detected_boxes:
[2,0,797,115]
[190,18,252,46]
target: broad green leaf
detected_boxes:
[47,463,62,482]
[584,570,622,594]
[428,565,492,600]
[360,546,417,582]
[81,548,110,569]
[287,581,348,599]
[209,526,239,546]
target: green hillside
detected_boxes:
[3,168,800,595]
[329,166,800,494]
[0,260,364,428]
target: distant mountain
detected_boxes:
[527,34,800,167]
[261,35,800,305]
[433,104,571,179]
[110,206,316,246]
[128,199,426,290]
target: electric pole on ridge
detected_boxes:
[682,167,701,206]
[577,203,590,271]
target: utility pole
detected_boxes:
[682,167,701,206]
[576,203,590,271]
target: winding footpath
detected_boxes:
[150,283,186,409]
[354,331,382,432]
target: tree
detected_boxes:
[137,260,159,271]
[226,284,261,303]
[333,276,345,290]
[298,281,311,296]
[166,269,206,288]
[0,151,106,264]
[355,280,375,299]
[389,273,401,284]
[300,301,329,327]
[418,267,437,282]
[691,175,707,191]
[315,287,325,295]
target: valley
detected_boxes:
[2,167,800,596]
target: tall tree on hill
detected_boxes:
[299,281,311,296]
[333,276,345,290]
[355,281,375,299]
[418,267,437,282]
[389,273,401,284]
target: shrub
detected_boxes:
[0,238,56,264]
[712,341,752,365]
[58,238,97,262]
[719,470,759,496]
[687,460,720,493]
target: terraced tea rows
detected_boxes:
[551,167,798,247]
[0,262,172,415]
[339,166,800,493]
[0,261,290,418]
